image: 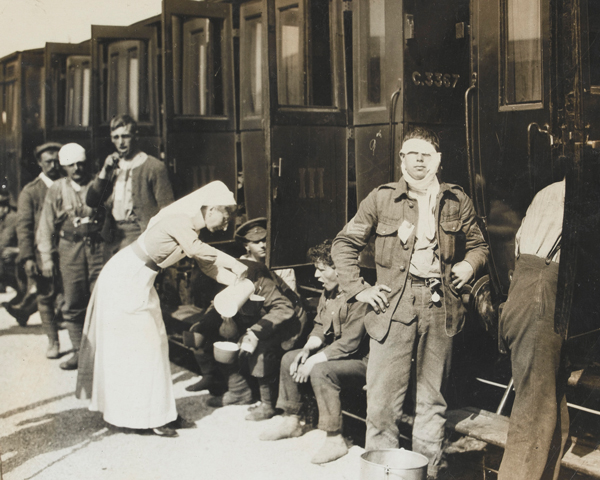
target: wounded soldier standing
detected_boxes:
[332,127,488,479]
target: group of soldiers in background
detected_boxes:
[1,114,174,370]
[0,122,568,480]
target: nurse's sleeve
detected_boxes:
[168,216,247,285]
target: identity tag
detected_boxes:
[398,220,415,244]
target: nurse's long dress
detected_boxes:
[76,213,239,429]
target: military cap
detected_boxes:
[34,142,62,160]
[235,217,267,242]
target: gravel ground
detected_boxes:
[0,290,365,480]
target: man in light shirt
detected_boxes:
[14,142,64,357]
[498,178,567,480]
[37,143,105,370]
[86,114,174,261]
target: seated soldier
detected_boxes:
[259,239,369,465]
[237,217,298,293]
[189,259,308,421]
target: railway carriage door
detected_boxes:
[91,24,160,166]
[240,1,268,220]
[0,59,21,198]
[262,0,347,267]
[0,51,44,198]
[470,0,555,293]
[403,0,470,186]
[162,0,236,199]
[351,0,403,204]
[44,42,91,148]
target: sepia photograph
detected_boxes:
[0,0,599,479]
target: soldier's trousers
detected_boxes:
[58,238,104,351]
[498,254,569,480]
[365,278,453,479]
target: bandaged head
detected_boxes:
[58,143,86,166]
[399,138,441,190]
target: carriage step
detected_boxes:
[447,407,600,478]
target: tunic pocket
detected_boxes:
[374,221,399,268]
[439,220,461,264]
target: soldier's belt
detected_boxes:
[59,226,100,243]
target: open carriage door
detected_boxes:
[44,42,91,149]
[470,0,556,294]
[91,24,160,167]
[264,0,348,268]
[162,0,236,200]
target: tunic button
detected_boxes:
[400,265,406,272]
[408,202,414,208]
[403,244,409,250]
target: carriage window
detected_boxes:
[65,56,90,127]
[106,40,150,122]
[588,1,600,89]
[2,63,18,133]
[358,0,385,109]
[3,82,18,133]
[501,0,542,105]
[241,10,263,118]
[176,18,224,116]
[276,0,333,107]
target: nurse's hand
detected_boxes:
[232,263,248,284]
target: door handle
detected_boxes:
[272,157,282,177]
[464,72,478,206]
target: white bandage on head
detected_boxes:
[58,143,87,166]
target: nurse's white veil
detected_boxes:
[146,180,236,230]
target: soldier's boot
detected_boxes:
[246,376,276,421]
[60,321,82,370]
[13,284,38,318]
[259,415,303,441]
[310,432,348,464]
[207,371,253,407]
[186,348,217,392]
[40,308,60,359]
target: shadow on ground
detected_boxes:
[0,323,44,338]
[0,408,114,474]
[175,395,218,424]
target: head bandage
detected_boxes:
[58,143,86,166]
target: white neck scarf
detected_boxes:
[400,139,441,242]
[39,172,54,188]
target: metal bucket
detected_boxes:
[360,449,428,480]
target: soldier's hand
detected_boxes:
[451,261,474,290]
[24,259,39,277]
[289,349,310,376]
[293,357,315,383]
[41,264,55,278]
[100,153,119,179]
[356,285,391,314]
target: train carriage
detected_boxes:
[2,0,600,475]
